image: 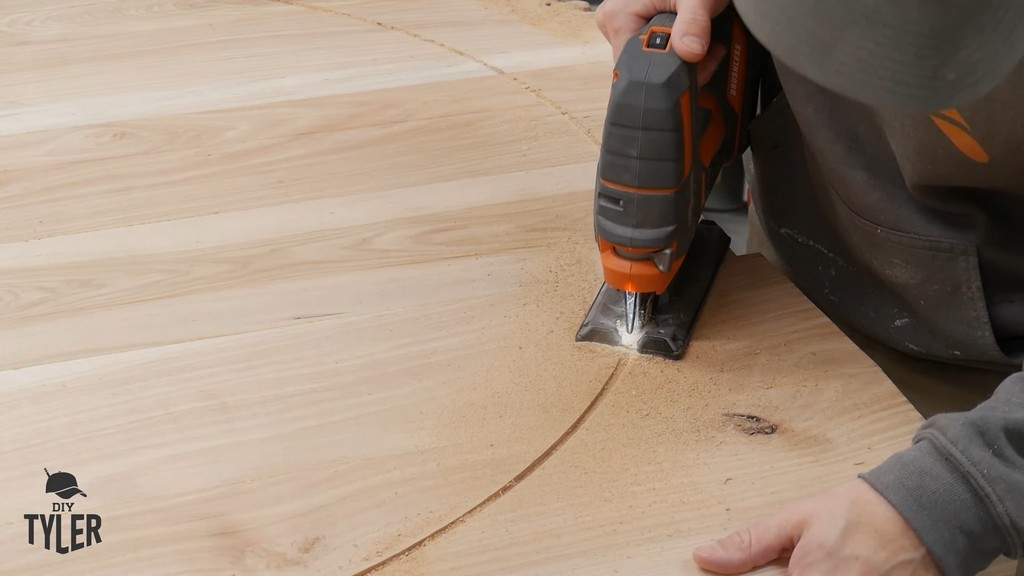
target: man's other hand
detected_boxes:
[692,478,940,575]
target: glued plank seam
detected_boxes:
[268,0,602,147]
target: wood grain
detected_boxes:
[367,255,923,575]
[0,0,1014,574]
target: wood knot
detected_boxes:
[724,413,778,436]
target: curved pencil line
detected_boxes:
[268,0,601,147]
[350,358,627,576]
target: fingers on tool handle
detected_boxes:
[671,0,729,61]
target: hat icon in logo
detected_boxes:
[44,468,87,500]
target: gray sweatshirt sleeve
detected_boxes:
[860,367,1024,576]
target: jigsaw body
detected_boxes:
[577,7,764,359]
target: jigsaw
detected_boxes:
[576,7,764,360]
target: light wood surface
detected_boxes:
[0,1,1012,574]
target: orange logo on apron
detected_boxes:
[929,109,990,164]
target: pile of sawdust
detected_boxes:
[480,0,603,42]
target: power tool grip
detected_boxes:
[595,13,701,251]
[592,7,761,295]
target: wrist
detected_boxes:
[860,431,1007,576]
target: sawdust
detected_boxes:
[349,188,617,574]
[357,234,903,574]
[424,190,616,460]
[479,0,603,42]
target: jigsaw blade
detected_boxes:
[575,220,731,360]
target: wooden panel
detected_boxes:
[2,1,1004,575]
[0,2,617,573]
[363,253,932,575]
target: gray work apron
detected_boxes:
[747,58,1024,373]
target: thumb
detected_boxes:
[692,513,802,574]
[671,0,731,62]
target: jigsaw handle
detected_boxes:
[593,7,762,295]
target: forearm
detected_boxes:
[861,367,1024,575]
